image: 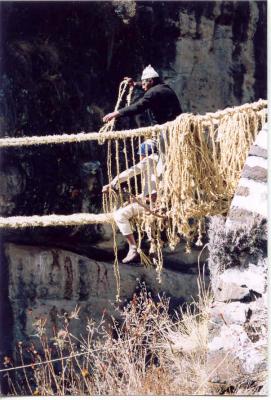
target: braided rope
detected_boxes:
[0,99,267,148]
[98,80,135,299]
[0,213,113,229]
[0,93,268,296]
[98,80,132,142]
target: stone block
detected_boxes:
[214,262,266,302]
[209,301,250,325]
[208,324,267,381]
[207,349,244,385]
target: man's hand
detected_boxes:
[102,184,112,193]
[102,111,120,123]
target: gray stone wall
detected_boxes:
[226,123,268,228]
[206,123,268,394]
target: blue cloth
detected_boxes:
[137,141,156,156]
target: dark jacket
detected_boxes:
[118,83,182,125]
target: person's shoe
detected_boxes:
[122,247,138,264]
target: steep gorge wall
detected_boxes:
[0,0,267,246]
[2,242,205,355]
[172,1,267,111]
[0,1,267,136]
[0,1,267,380]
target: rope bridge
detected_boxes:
[0,99,266,148]
[0,213,113,228]
[0,95,267,297]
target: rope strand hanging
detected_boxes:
[0,88,268,296]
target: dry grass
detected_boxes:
[1,272,265,396]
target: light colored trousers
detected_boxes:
[113,130,167,236]
[114,203,145,235]
[156,130,166,178]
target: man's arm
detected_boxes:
[118,91,152,118]
[103,90,153,123]
[102,159,147,192]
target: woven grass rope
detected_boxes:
[0,89,267,297]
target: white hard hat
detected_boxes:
[141,65,159,80]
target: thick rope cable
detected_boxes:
[98,80,133,143]
[0,213,113,229]
[0,89,268,293]
[0,100,267,148]
[0,127,154,148]
[99,80,134,300]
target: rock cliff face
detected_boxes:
[0,0,267,248]
[172,1,267,111]
[0,1,267,137]
[3,242,206,352]
[0,1,267,381]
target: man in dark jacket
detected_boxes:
[103,65,182,125]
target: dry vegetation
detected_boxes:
[1,272,265,396]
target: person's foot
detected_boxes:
[122,246,138,263]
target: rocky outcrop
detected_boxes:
[0,1,267,251]
[226,123,268,228]
[170,1,267,112]
[206,124,268,394]
[0,1,267,137]
[0,2,267,392]
[4,242,206,350]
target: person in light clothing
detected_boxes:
[102,140,158,263]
